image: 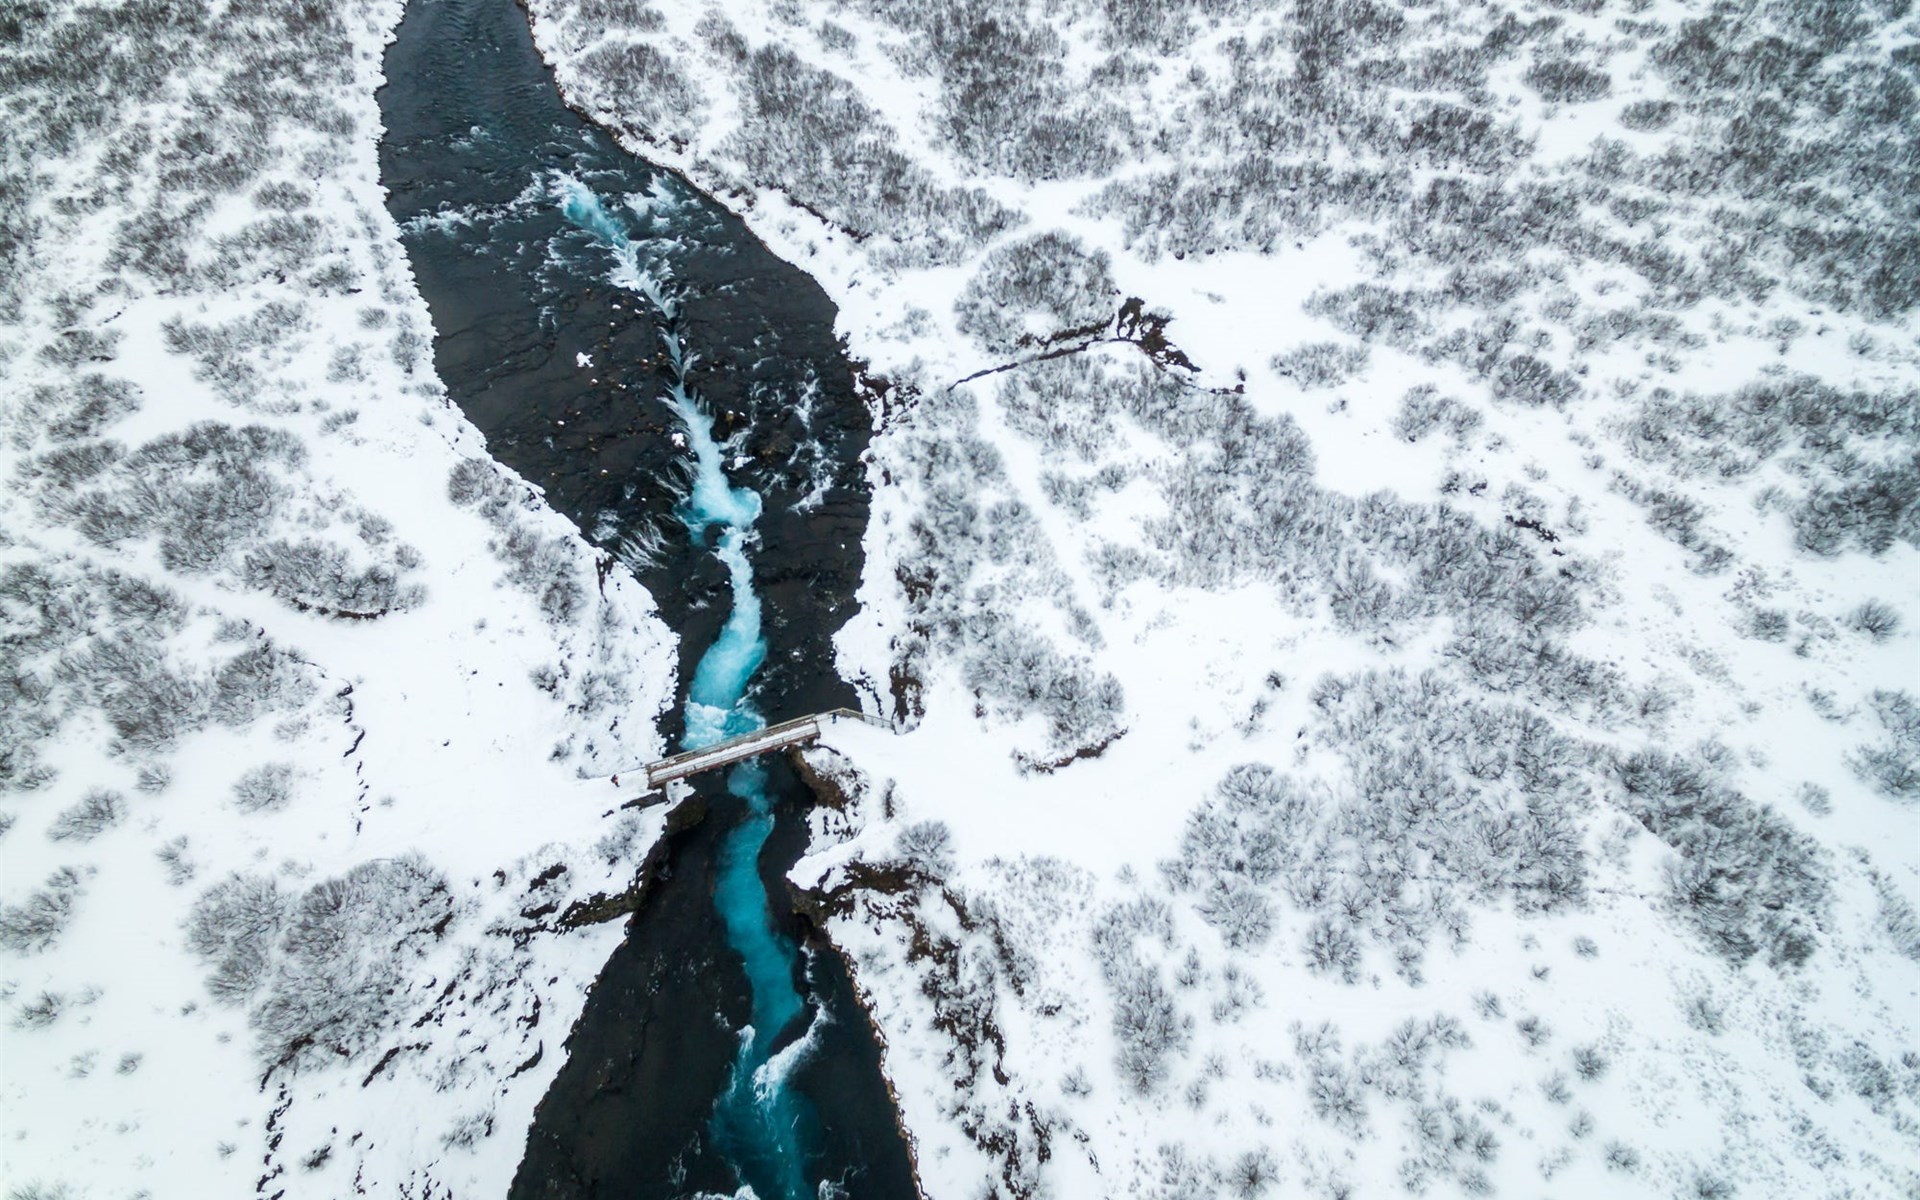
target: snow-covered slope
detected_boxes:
[523,0,1920,1196]
[0,3,676,1195]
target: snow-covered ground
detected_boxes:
[0,2,677,1195]
[522,0,1920,1196]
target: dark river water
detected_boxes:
[375,1,916,1195]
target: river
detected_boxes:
[375,1,917,1195]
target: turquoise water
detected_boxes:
[559,178,815,1200]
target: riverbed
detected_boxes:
[376,0,916,1194]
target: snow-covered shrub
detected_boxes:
[1604,1141,1641,1171]
[1164,764,1321,948]
[1111,965,1189,1093]
[1401,1092,1499,1190]
[187,873,288,1006]
[34,375,142,443]
[1846,599,1902,642]
[954,231,1117,354]
[447,458,588,625]
[894,820,956,880]
[63,633,209,754]
[1745,608,1790,642]
[46,788,124,841]
[1222,1148,1280,1198]
[994,355,1119,462]
[1613,478,1730,574]
[1197,879,1274,950]
[441,1109,495,1151]
[196,856,455,1071]
[721,41,1016,264]
[1270,341,1369,390]
[101,569,184,627]
[1490,353,1581,408]
[12,991,65,1030]
[1872,875,1920,962]
[1524,57,1611,103]
[1851,690,1920,803]
[1616,747,1831,965]
[22,422,303,577]
[1790,461,1920,557]
[0,868,85,954]
[210,640,316,727]
[1304,915,1363,984]
[231,763,295,814]
[961,623,1125,758]
[1304,1058,1369,1135]
[1306,283,1432,345]
[1389,387,1480,443]
[1571,1043,1609,1080]
[572,40,703,146]
[240,537,425,618]
[1618,99,1676,131]
[155,837,196,886]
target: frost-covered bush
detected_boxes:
[1624,378,1920,556]
[27,422,303,572]
[0,868,86,954]
[894,820,956,880]
[1618,99,1677,131]
[447,458,587,625]
[1851,690,1920,803]
[1872,875,1920,962]
[955,231,1117,355]
[258,856,454,1064]
[62,633,210,754]
[1491,354,1581,408]
[1271,341,1369,390]
[187,873,288,1005]
[1197,879,1274,950]
[962,623,1125,758]
[46,789,124,841]
[240,537,425,618]
[1525,58,1611,103]
[1112,965,1189,1093]
[12,991,66,1031]
[1846,599,1902,643]
[1616,747,1831,965]
[192,857,453,1070]
[1223,1148,1280,1198]
[1572,1043,1609,1080]
[32,375,142,442]
[1306,283,1432,344]
[1791,460,1920,557]
[1164,764,1318,947]
[1390,387,1481,444]
[210,640,315,727]
[1304,916,1363,983]
[720,41,1016,264]
[231,763,295,813]
[995,356,1119,462]
[571,40,703,146]
[496,525,586,625]
[1091,898,1187,1092]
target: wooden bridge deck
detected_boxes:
[629,708,891,790]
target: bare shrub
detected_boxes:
[955,231,1117,354]
[1846,599,1901,642]
[0,868,86,954]
[231,763,295,813]
[47,789,125,841]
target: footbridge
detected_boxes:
[620,708,892,792]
